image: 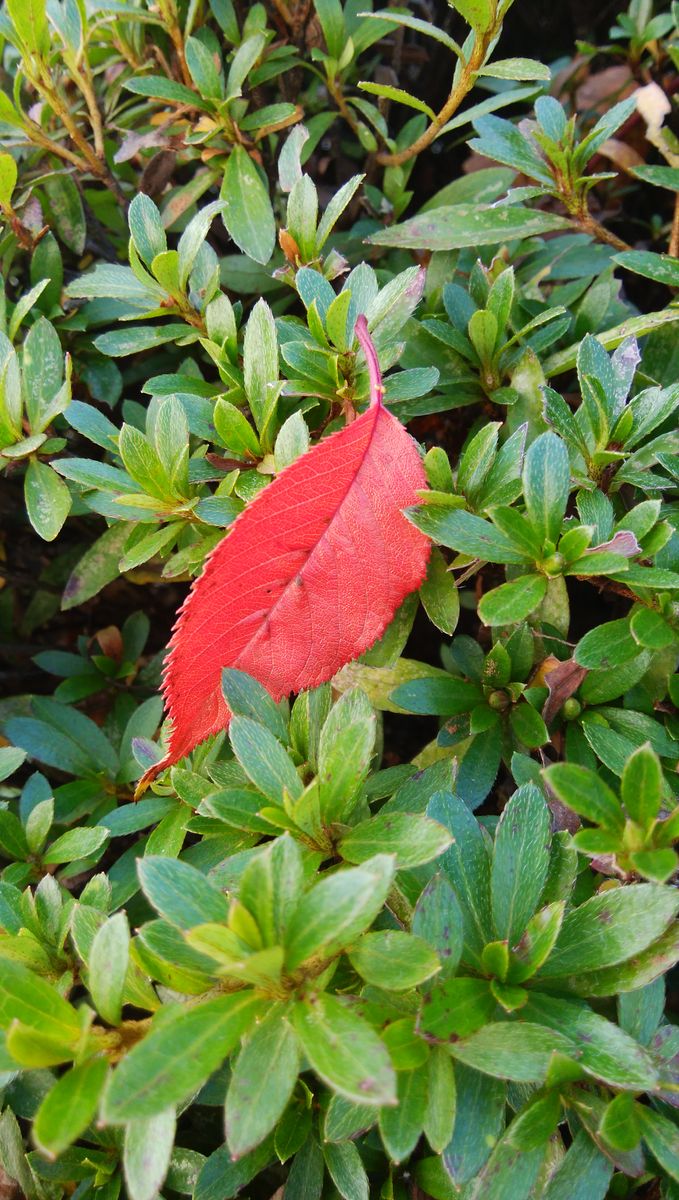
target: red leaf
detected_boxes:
[138,317,430,791]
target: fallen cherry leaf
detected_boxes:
[137,316,430,791]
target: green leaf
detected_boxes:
[542,1129,612,1200]
[323,1096,374,1144]
[408,506,530,564]
[413,873,464,980]
[238,833,303,947]
[24,460,71,542]
[291,993,396,1105]
[423,1045,456,1153]
[598,1093,640,1152]
[62,523,129,610]
[536,883,679,978]
[629,605,676,650]
[631,164,679,189]
[358,81,436,120]
[640,1108,679,1182]
[349,931,440,991]
[138,856,231,928]
[225,1004,300,1157]
[491,784,551,944]
[33,1057,108,1157]
[368,204,569,251]
[186,35,224,99]
[225,32,266,101]
[509,701,548,749]
[0,153,17,207]
[613,249,679,288]
[478,57,551,80]
[42,174,86,255]
[0,746,26,782]
[449,0,494,30]
[467,1125,548,1199]
[221,147,275,265]
[443,1067,506,1186]
[89,912,129,1026]
[543,309,679,377]
[323,1139,369,1200]
[285,1135,324,1200]
[95,323,196,357]
[128,193,167,266]
[214,399,261,457]
[42,825,109,865]
[0,1108,39,1200]
[274,411,309,470]
[242,298,279,440]
[314,0,345,56]
[103,993,263,1121]
[523,431,570,547]
[543,763,624,831]
[428,791,493,966]
[6,0,48,56]
[123,1109,176,1200]
[507,901,565,984]
[419,976,496,1040]
[479,575,547,626]
[318,689,375,823]
[379,1066,428,1163]
[230,716,302,804]
[621,743,662,827]
[449,1021,572,1082]
[284,855,395,970]
[194,1137,275,1200]
[339,811,453,869]
[574,618,639,669]
[419,547,460,635]
[524,992,659,1091]
[177,199,226,289]
[0,810,28,860]
[125,75,209,108]
[390,674,483,716]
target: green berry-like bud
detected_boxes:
[488,690,509,711]
[542,553,565,577]
[561,698,581,721]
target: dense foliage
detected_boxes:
[0,0,678,1197]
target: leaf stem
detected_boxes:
[669,193,679,259]
[354,314,384,409]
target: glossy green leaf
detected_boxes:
[221,147,276,264]
[291,993,396,1105]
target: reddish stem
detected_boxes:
[355,314,384,410]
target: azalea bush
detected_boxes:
[0,0,679,1197]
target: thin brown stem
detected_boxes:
[327,76,361,138]
[669,192,679,259]
[75,62,105,159]
[23,119,91,172]
[376,23,498,168]
[575,208,631,252]
[270,0,295,25]
[34,73,127,205]
[156,0,193,87]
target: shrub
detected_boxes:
[0,0,678,1197]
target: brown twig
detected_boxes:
[375,21,499,168]
[574,208,632,252]
[669,192,679,259]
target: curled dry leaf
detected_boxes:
[541,656,588,726]
[137,316,430,792]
